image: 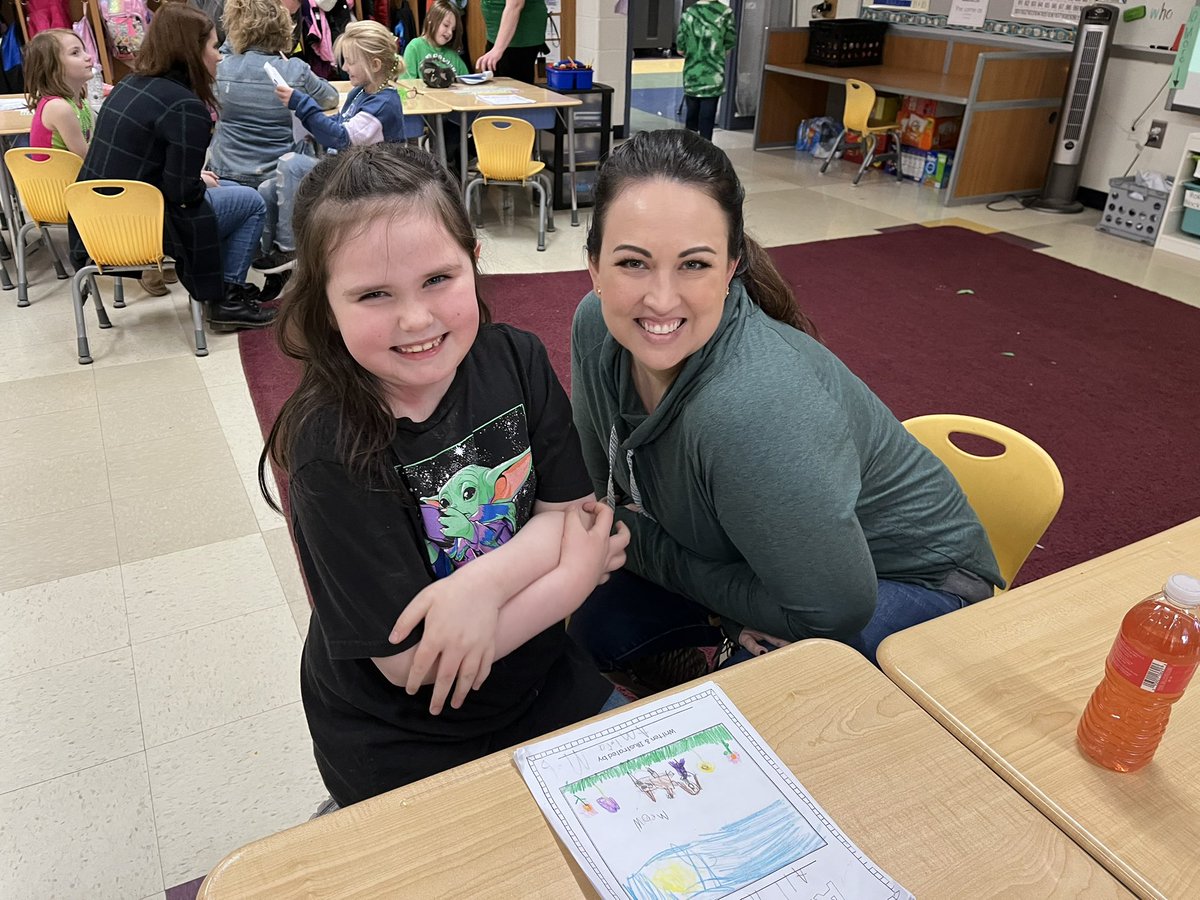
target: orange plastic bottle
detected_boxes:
[1077,573,1200,772]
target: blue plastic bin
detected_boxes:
[546,67,575,90]
[1182,182,1200,238]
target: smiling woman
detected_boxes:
[567,129,1002,696]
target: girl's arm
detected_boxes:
[40,98,89,158]
[475,0,526,73]
[377,500,627,712]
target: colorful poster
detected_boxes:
[514,682,912,900]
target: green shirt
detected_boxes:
[570,281,1002,641]
[403,37,468,79]
[480,0,548,49]
[50,99,94,151]
[676,0,737,98]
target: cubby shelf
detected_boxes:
[1154,131,1200,262]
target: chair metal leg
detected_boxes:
[89,274,111,329]
[539,175,555,232]
[533,182,546,252]
[892,128,904,182]
[112,276,126,308]
[42,226,69,279]
[72,267,98,364]
[820,129,847,174]
[854,134,876,185]
[15,220,36,306]
[464,179,483,229]
[189,296,208,357]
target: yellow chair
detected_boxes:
[5,147,82,307]
[63,180,207,365]
[820,79,903,185]
[464,116,554,251]
[902,415,1064,590]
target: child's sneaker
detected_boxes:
[252,249,296,274]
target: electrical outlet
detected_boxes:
[1147,120,1167,149]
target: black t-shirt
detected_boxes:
[291,325,611,807]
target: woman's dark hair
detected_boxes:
[585,129,819,339]
[135,1,219,110]
[259,143,492,512]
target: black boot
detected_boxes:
[258,270,291,305]
[206,283,277,331]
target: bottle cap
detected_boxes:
[1164,573,1200,607]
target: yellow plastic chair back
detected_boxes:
[843,79,893,135]
[5,147,83,225]
[903,414,1064,589]
[473,116,546,183]
[64,180,165,270]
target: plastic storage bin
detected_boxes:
[1096,176,1168,245]
[805,19,888,67]
[1182,182,1200,238]
[546,67,575,90]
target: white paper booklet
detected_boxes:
[514,681,912,900]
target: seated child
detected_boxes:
[24,28,94,157]
[260,142,629,810]
[253,20,408,274]
[403,0,467,79]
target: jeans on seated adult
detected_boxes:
[567,569,968,674]
[208,181,266,284]
[274,153,320,253]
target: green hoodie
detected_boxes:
[676,0,737,99]
[570,281,1002,641]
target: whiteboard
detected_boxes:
[863,0,1194,50]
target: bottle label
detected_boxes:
[1108,635,1198,694]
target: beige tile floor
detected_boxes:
[1,129,1197,899]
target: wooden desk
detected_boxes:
[198,640,1129,898]
[419,77,584,225]
[756,26,1071,206]
[878,517,1200,900]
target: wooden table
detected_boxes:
[878,517,1200,900]
[198,639,1129,898]
[418,77,583,225]
[755,26,1071,206]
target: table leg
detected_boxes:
[568,108,578,227]
[459,111,469,194]
[433,116,447,171]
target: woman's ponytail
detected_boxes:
[739,236,820,341]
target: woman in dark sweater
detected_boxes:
[72,2,274,330]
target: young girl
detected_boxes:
[24,28,94,158]
[259,142,628,810]
[254,20,408,274]
[403,0,467,79]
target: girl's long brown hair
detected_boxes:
[423,0,464,53]
[135,2,219,110]
[259,143,491,512]
[585,129,820,340]
[23,29,87,110]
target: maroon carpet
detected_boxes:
[240,226,1200,586]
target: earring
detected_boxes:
[595,288,603,296]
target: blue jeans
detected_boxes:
[209,181,266,284]
[567,569,968,673]
[273,153,320,252]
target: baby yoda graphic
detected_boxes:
[420,448,533,577]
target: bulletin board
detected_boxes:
[863,0,1193,50]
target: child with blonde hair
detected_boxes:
[24,28,94,157]
[255,20,409,274]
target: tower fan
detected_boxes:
[1025,4,1118,213]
